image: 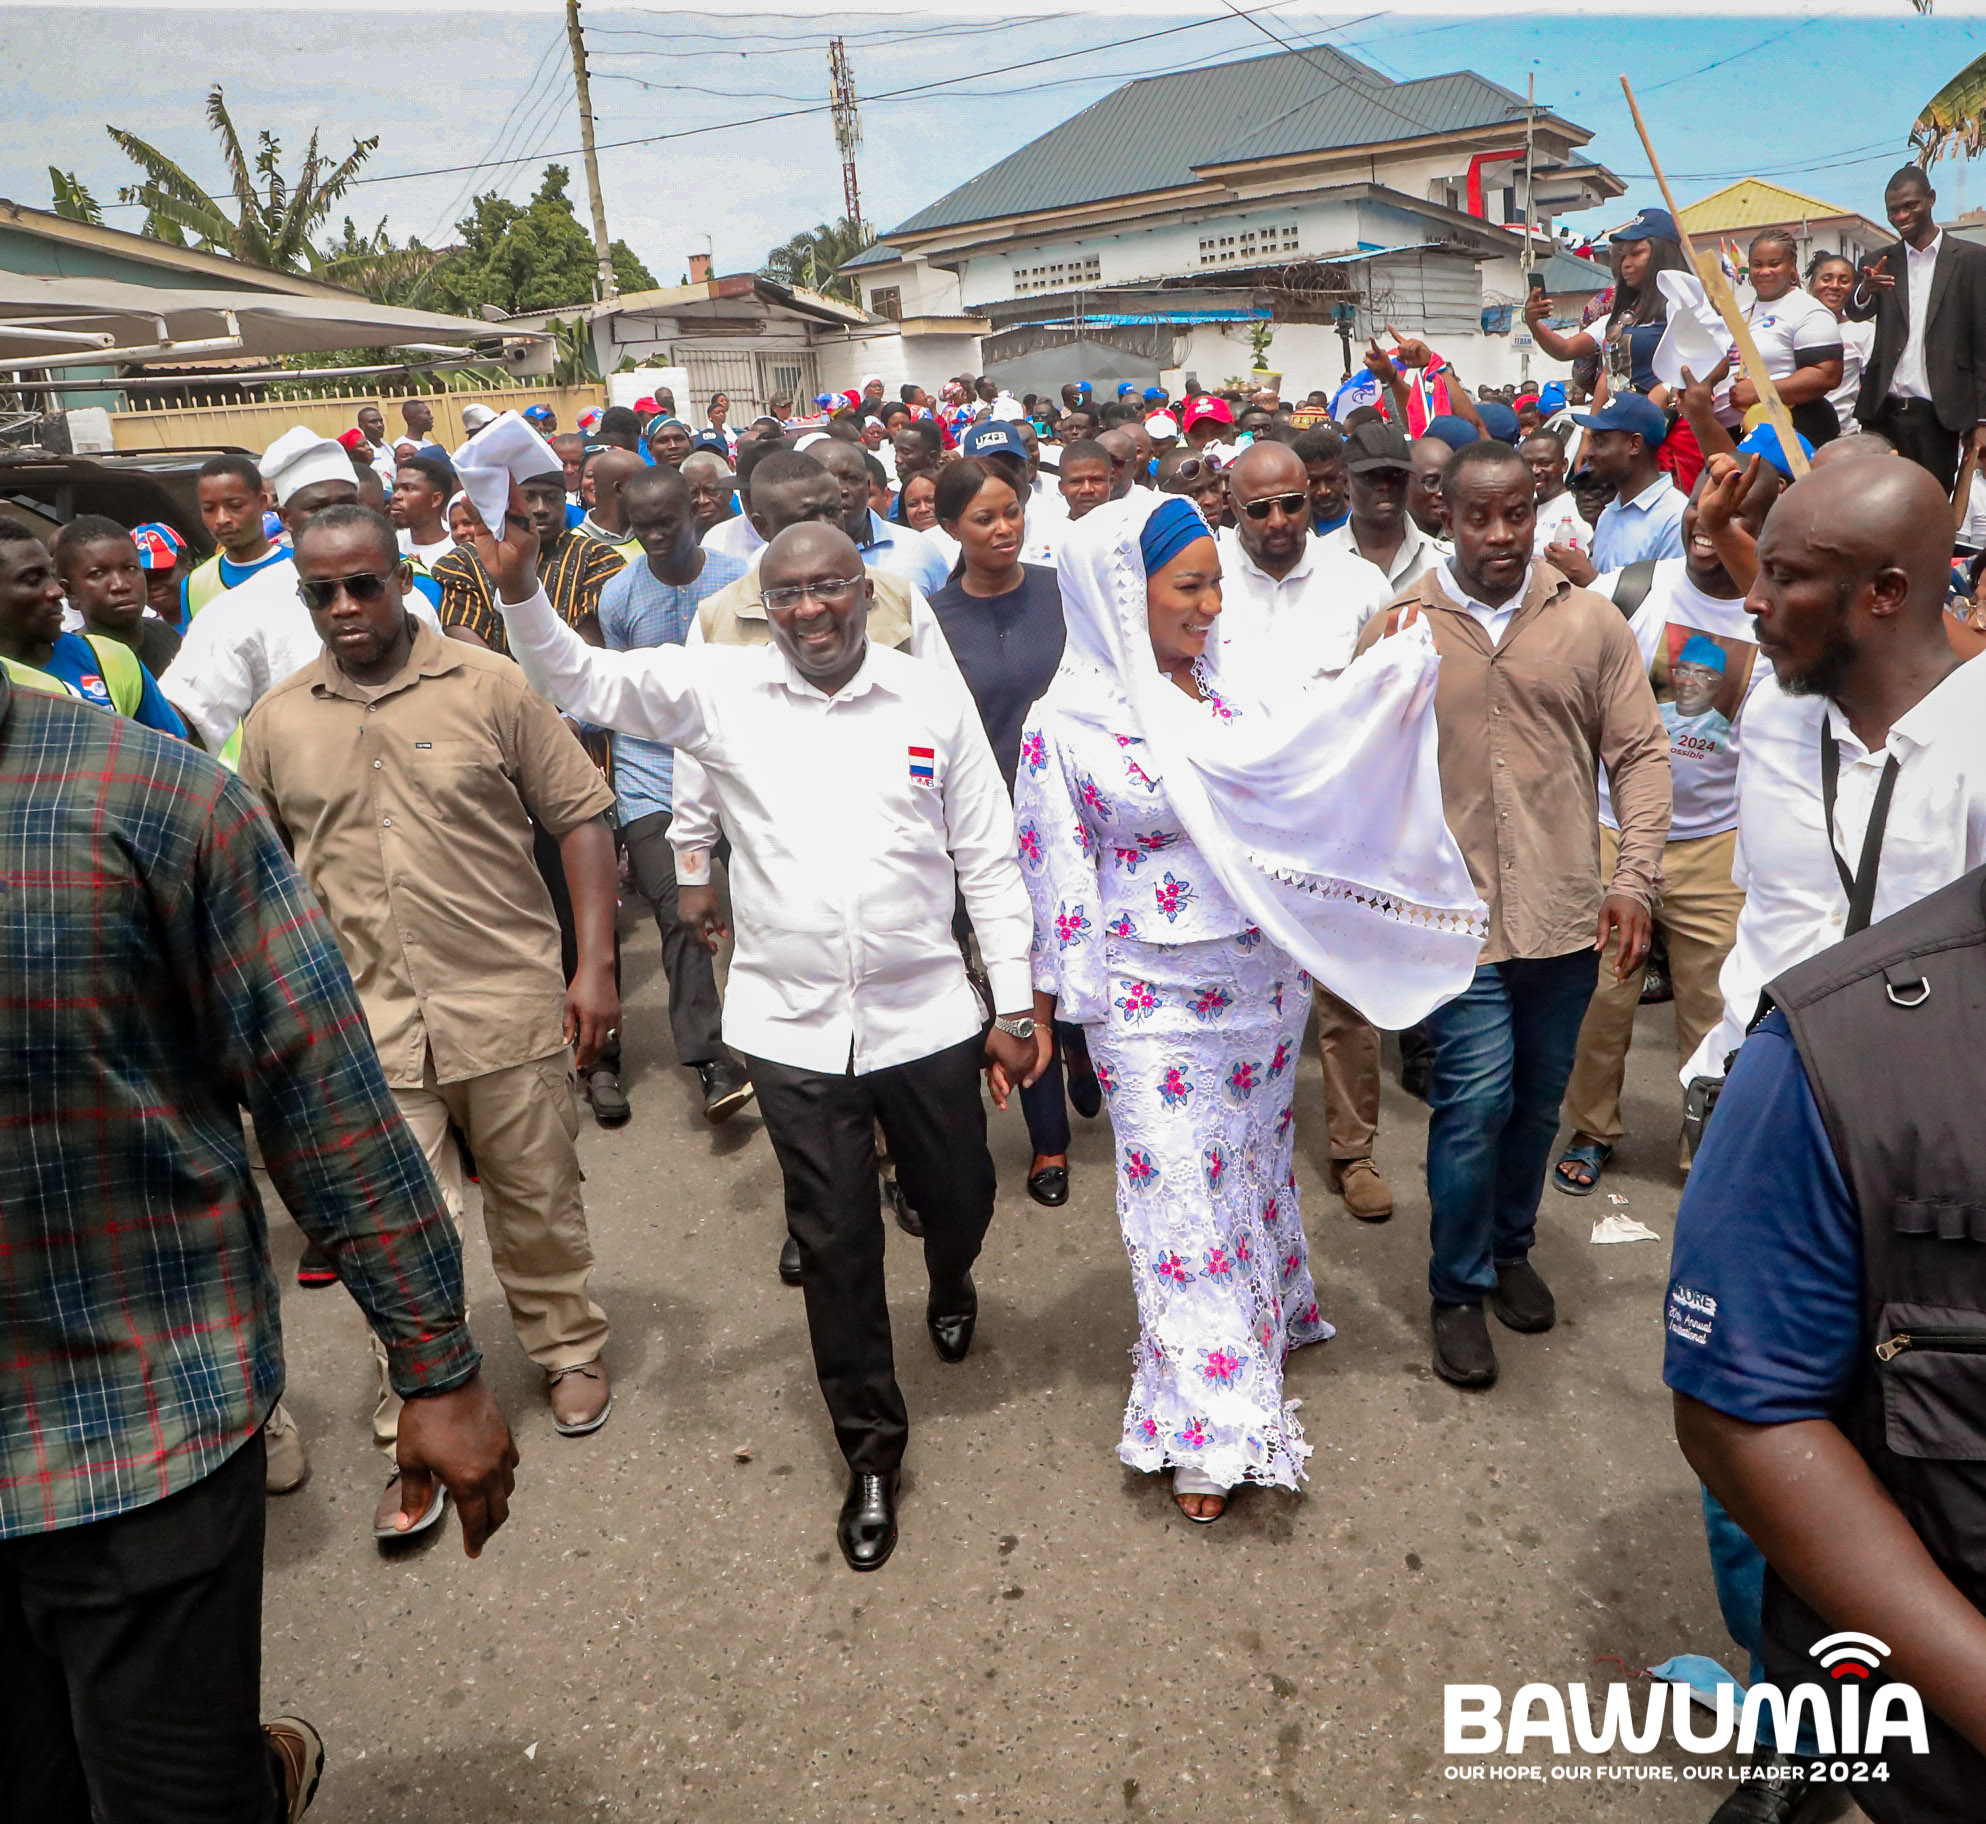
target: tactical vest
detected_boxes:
[1760,865,1986,1822]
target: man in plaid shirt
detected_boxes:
[0,652,518,1822]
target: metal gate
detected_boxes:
[677,350,761,420]
[757,351,817,415]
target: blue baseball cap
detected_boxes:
[522,404,555,424]
[1117,382,1139,397]
[1736,421,1815,481]
[1423,414,1480,448]
[1538,382,1567,412]
[1476,400,1522,444]
[1143,386,1166,401]
[961,420,1028,461]
[1611,206,1680,246]
[1572,392,1670,449]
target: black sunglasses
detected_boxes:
[1238,491,1310,522]
[297,570,398,611]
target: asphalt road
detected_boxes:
[260,915,1852,1823]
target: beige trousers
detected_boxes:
[1561,826,1744,1148]
[1312,983,1381,1163]
[372,1046,609,1444]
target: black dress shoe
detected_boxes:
[1491,1259,1556,1333]
[1431,1301,1498,1387]
[837,1471,899,1572]
[698,1059,755,1124]
[1707,1759,1816,1824]
[778,1235,803,1286]
[927,1274,977,1363]
[584,1067,631,1127]
[1027,1165,1069,1206]
[1064,1031,1102,1119]
[884,1174,924,1238]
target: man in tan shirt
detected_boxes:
[1358,439,1670,1390]
[239,503,621,1541]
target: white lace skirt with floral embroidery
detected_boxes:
[1085,930,1333,1493]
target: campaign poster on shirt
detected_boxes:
[1649,624,1756,762]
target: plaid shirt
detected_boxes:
[433,529,627,655]
[0,670,478,1539]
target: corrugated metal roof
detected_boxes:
[841,242,900,271]
[888,47,1537,239]
[1679,178,1867,233]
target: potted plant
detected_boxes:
[1247,318,1281,392]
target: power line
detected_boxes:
[1206,0,1450,139]
[588,15,1047,55]
[1638,18,1819,95]
[422,30,568,240]
[344,1,1309,190]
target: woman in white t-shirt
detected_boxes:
[1730,228,1845,447]
[1808,251,1876,437]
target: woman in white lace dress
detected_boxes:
[1012,493,1484,1523]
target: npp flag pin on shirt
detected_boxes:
[908,745,936,783]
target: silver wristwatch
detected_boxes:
[993,1014,1038,1041]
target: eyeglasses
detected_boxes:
[763,576,864,612]
[1238,491,1310,522]
[1170,455,1223,483]
[297,571,397,610]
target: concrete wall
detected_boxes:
[814,329,984,397]
[109,383,605,454]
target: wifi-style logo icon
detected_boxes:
[1811,1632,1890,1681]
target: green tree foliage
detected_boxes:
[47,168,105,225]
[107,86,375,274]
[760,216,869,305]
[426,166,654,316]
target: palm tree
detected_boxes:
[760,216,870,305]
[1915,53,1986,163]
[107,86,378,276]
[47,168,105,225]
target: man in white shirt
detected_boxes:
[162,426,442,752]
[1317,420,1450,592]
[1557,461,1783,1192]
[1215,441,1397,1221]
[492,511,1037,1576]
[1524,430,1588,558]
[1683,456,1986,1090]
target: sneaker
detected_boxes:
[263,1402,310,1495]
[698,1059,755,1124]
[1330,1157,1394,1222]
[548,1360,613,1436]
[294,1243,338,1290]
[1491,1259,1557,1333]
[1431,1302,1498,1388]
[264,1715,325,1822]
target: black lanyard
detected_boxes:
[1819,714,1901,937]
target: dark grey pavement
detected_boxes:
[261,917,1845,1822]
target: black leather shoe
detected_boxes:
[698,1059,755,1125]
[884,1174,924,1238]
[1064,1032,1102,1119]
[1707,1759,1816,1824]
[1026,1165,1069,1206]
[837,1471,899,1572]
[1431,1301,1498,1387]
[1491,1259,1557,1333]
[778,1235,803,1286]
[927,1274,977,1363]
[584,1067,631,1127]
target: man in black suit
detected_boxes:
[1847,164,1986,494]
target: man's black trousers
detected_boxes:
[0,1432,283,1824]
[745,1032,996,1476]
[1866,395,1962,495]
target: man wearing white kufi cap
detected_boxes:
[161,427,443,755]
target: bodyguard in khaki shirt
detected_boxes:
[1356,440,1670,1392]
[239,504,621,1537]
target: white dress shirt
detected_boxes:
[495,584,1034,1075]
[1316,515,1450,592]
[1433,559,1527,647]
[1682,653,1986,1081]
[701,512,766,565]
[1212,525,1392,681]
[160,556,440,751]
[1892,232,1942,403]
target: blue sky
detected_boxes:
[5,9,1986,279]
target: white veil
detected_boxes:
[1042,493,1487,1029]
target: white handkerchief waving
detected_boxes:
[452,410,563,542]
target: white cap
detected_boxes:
[1145,412,1180,438]
[451,409,565,542]
[460,402,498,431]
[793,431,830,452]
[260,426,357,506]
[989,392,1025,423]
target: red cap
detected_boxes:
[337,427,369,451]
[1183,396,1234,430]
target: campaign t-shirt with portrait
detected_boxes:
[1598,558,1766,841]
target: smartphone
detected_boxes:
[1528,269,1549,293]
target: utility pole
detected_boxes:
[565,0,618,303]
[828,37,865,238]
[1520,71,1536,389]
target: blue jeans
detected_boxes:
[1701,1486,1768,1689]
[1422,949,1600,1305]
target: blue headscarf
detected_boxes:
[1139,494,1210,575]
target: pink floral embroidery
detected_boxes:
[1154,1250,1194,1284]
[1263,1191,1280,1226]
[1234,1232,1254,1265]
[1157,1066,1192,1109]
[1113,844,1149,874]
[1017,823,1043,866]
[1153,871,1195,922]
[1136,1416,1160,1442]
[1078,774,1112,817]
[1233,925,1263,949]
[1268,1040,1291,1079]
[1125,759,1159,793]
[1020,730,1047,774]
[1114,980,1161,1022]
[1276,1105,1295,1140]
[1281,1249,1303,1283]
[1295,1302,1321,1331]
[1105,913,1138,938]
[1093,1061,1116,1098]
[1073,820,1095,859]
[1200,1348,1243,1387]
[1123,1147,1160,1191]
[1204,1247,1235,1278]
[1054,905,1091,949]
[1202,1143,1229,1191]
[1189,985,1232,1024]
[1226,1060,1259,1101]
[1135,830,1180,853]
[1173,1418,1209,1450]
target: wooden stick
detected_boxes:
[1618,75,1811,480]
[1955,440,1979,535]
